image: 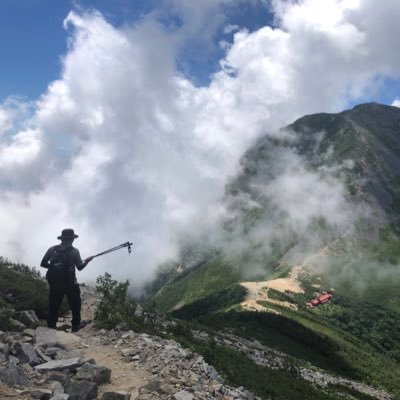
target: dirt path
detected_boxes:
[239,234,349,312]
[80,343,146,398]
[240,265,305,312]
[63,287,149,398]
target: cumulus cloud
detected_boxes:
[0,110,10,137]
[392,97,400,107]
[1,0,400,287]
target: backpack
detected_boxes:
[46,246,75,285]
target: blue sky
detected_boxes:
[0,0,272,101]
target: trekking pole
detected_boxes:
[83,241,133,262]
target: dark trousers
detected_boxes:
[47,283,81,328]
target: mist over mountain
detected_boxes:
[137,103,400,399]
[148,102,400,311]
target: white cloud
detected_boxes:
[1,1,400,287]
[392,98,400,108]
[0,109,11,137]
[0,128,42,168]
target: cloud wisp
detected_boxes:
[1,1,400,287]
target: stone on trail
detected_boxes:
[23,328,37,338]
[141,380,162,393]
[173,390,194,400]
[12,342,41,366]
[137,395,152,400]
[46,371,71,387]
[102,391,131,400]
[0,366,32,387]
[35,327,58,347]
[8,355,20,367]
[16,310,40,327]
[160,383,175,395]
[35,327,82,348]
[11,318,26,330]
[44,346,81,360]
[121,348,135,357]
[49,380,66,395]
[75,362,111,385]
[50,394,70,400]
[35,346,52,363]
[35,357,83,372]
[65,379,98,400]
[20,388,53,399]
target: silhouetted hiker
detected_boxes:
[40,228,93,332]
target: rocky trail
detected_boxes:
[0,287,259,400]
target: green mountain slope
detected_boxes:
[147,103,400,399]
[151,103,400,311]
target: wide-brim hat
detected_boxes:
[57,228,79,240]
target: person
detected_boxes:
[40,228,93,332]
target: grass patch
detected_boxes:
[149,257,240,313]
[269,264,292,280]
[0,258,68,321]
[267,288,295,303]
[171,284,246,319]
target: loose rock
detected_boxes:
[15,310,40,327]
[102,391,131,400]
[12,342,41,366]
[0,366,32,387]
[20,388,53,399]
[66,379,98,400]
[173,390,194,400]
[35,357,83,372]
[11,318,26,330]
[50,394,70,400]
[75,362,111,385]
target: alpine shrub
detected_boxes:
[94,272,136,329]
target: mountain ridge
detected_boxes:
[150,102,400,312]
[145,104,400,399]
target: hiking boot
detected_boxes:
[71,321,87,332]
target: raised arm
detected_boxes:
[72,249,93,271]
